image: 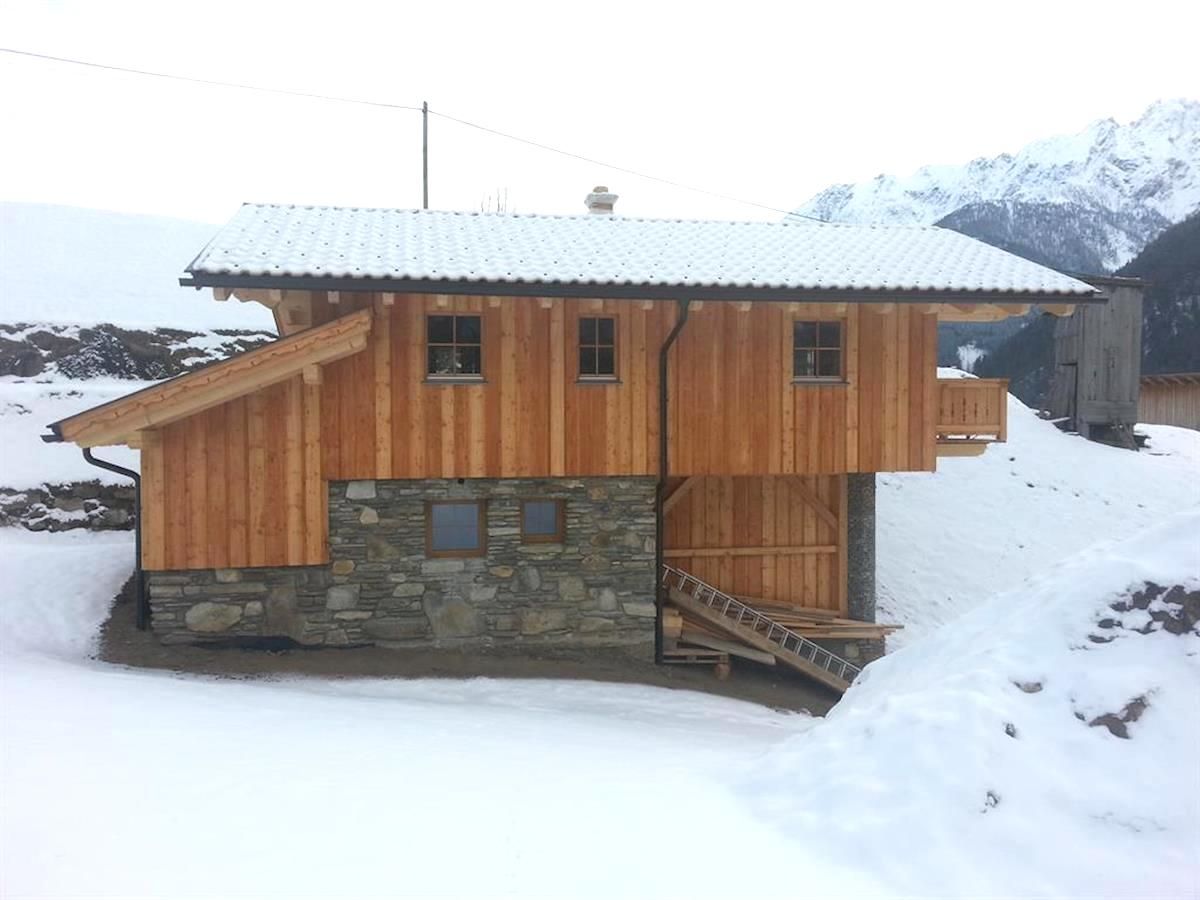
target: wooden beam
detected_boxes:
[787,475,838,532]
[640,300,654,311]
[435,294,450,308]
[831,302,847,315]
[380,292,395,307]
[787,302,801,314]
[867,302,895,314]
[998,303,1030,316]
[736,301,752,313]
[57,308,373,447]
[488,296,502,308]
[662,476,699,516]
[935,441,988,458]
[328,291,341,305]
[586,298,605,311]
[679,631,777,666]
[690,301,704,312]
[374,296,392,478]
[302,365,322,386]
[212,287,231,302]
[538,297,554,309]
[1040,303,1076,317]
[664,545,837,558]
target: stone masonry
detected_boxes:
[147,477,658,648]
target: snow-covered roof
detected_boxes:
[184,203,1099,299]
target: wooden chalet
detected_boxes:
[46,192,1101,692]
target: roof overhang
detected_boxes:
[45,307,372,448]
[179,271,1103,307]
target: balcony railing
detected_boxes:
[936,378,1008,455]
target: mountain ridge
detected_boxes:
[794,98,1200,271]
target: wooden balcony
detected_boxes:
[936,378,1008,457]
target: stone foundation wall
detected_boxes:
[148,476,658,648]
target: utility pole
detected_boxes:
[422,101,429,209]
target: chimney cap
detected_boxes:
[585,186,618,215]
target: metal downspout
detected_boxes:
[82,448,148,630]
[655,299,691,665]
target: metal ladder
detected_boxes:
[661,564,861,689]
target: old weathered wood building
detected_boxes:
[1046,275,1144,444]
[47,197,1099,691]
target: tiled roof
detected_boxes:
[185,204,1099,297]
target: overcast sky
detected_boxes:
[0,0,1197,226]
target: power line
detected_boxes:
[0,45,821,220]
[428,109,810,219]
[0,47,422,111]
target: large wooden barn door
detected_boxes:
[662,475,847,614]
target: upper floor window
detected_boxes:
[793,320,843,380]
[427,315,482,379]
[579,316,616,379]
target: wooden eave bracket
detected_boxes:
[57,307,372,447]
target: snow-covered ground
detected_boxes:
[1,379,148,486]
[2,510,1197,898]
[878,371,1200,647]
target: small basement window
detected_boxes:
[579,316,617,379]
[427,315,483,379]
[425,501,486,557]
[793,320,843,380]
[520,499,565,543]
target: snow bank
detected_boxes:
[741,509,1200,898]
[0,528,132,657]
[879,375,1200,644]
[0,379,145,487]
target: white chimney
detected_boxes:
[585,185,618,215]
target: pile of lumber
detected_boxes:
[734,599,903,639]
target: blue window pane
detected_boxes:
[430,503,481,551]
[523,500,560,537]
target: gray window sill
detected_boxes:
[792,378,848,386]
[575,377,621,385]
[424,376,486,385]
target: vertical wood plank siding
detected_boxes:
[141,293,939,568]
[142,375,326,569]
[664,475,847,612]
[316,294,938,479]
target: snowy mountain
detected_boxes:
[793,98,1200,272]
[0,202,273,332]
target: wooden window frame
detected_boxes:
[519,499,566,544]
[578,315,618,381]
[426,314,484,382]
[792,319,846,383]
[424,500,488,558]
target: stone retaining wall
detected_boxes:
[148,476,658,648]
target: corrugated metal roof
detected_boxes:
[185,203,1098,297]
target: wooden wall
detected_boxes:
[663,475,846,613]
[668,301,937,474]
[318,294,668,479]
[1139,379,1200,430]
[1047,285,1143,431]
[314,293,938,479]
[140,375,325,570]
[137,293,939,569]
